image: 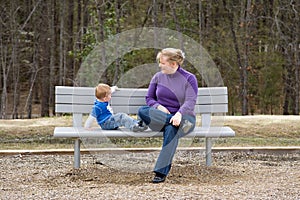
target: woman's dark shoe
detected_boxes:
[152,174,166,183]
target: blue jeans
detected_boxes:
[138,106,196,176]
[100,113,138,130]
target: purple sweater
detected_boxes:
[146,66,198,116]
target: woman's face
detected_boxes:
[159,56,178,74]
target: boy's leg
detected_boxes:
[112,113,137,130]
[100,116,119,130]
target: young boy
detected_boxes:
[84,83,147,132]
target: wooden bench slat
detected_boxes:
[55,95,95,104]
[55,104,229,114]
[55,86,94,95]
[54,127,235,138]
[55,95,228,106]
[56,86,148,96]
[56,86,228,96]
[55,104,92,113]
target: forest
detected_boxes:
[0,0,299,119]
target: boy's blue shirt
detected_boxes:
[91,100,112,125]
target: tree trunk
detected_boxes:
[96,0,108,84]
[59,1,65,85]
[40,2,50,117]
[0,45,9,119]
[240,0,252,115]
[66,0,74,85]
[222,0,245,114]
[113,0,121,85]
[293,1,299,115]
[169,1,183,49]
[283,64,292,115]
[12,37,20,119]
[10,1,20,119]
[49,0,56,115]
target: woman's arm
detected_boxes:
[178,74,198,115]
[145,76,160,108]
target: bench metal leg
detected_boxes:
[74,139,81,169]
[205,138,212,166]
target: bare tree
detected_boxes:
[222,0,247,115]
[113,0,121,85]
[66,0,75,85]
[274,1,300,115]
[49,0,57,115]
[292,1,299,115]
[96,0,108,84]
[0,38,9,119]
[59,1,65,85]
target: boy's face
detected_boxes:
[98,90,111,102]
[103,92,112,101]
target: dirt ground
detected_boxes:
[0,150,299,200]
[0,115,300,199]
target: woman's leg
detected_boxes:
[153,124,179,176]
[139,106,197,176]
[154,115,196,176]
[138,106,172,131]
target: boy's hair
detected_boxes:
[156,48,185,65]
[95,83,111,99]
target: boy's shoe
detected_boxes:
[132,121,148,132]
[181,120,193,134]
[138,120,148,130]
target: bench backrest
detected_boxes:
[55,86,228,114]
[55,86,228,127]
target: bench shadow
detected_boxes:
[62,163,242,186]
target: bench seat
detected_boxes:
[54,126,235,138]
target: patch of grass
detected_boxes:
[211,137,300,147]
[0,115,300,150]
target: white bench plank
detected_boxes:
[54,127,235,138]
[55,104,229,114]
[55,86,228,96]
[55,95,228,105]
[56,86,94,95]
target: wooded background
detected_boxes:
[0,0,299,118]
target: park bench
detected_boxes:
[54,86,235,169]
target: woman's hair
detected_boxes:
[95,83,111,99]
[156,48,185,65]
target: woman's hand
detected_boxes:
[170,112,182,126]
[157,105,170,114]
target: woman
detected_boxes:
[138,48,198,183]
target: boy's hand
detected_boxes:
[111,86,119,93]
